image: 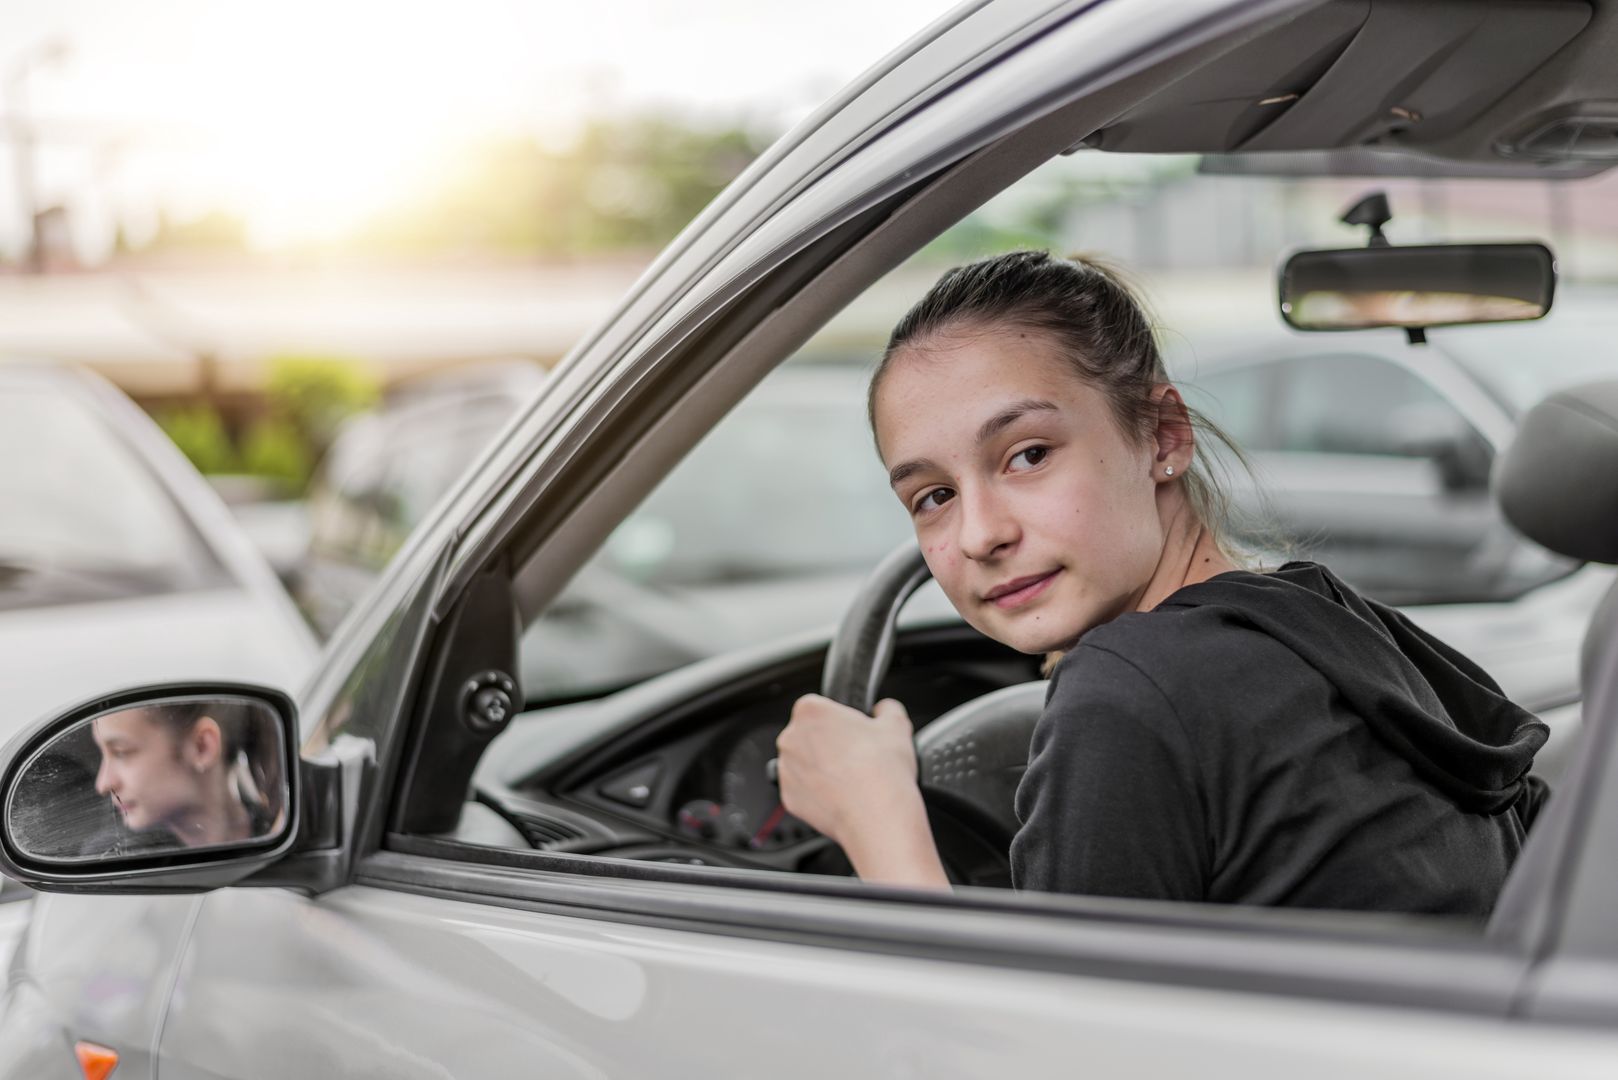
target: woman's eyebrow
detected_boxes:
[888,399,1060,490]
[976,399,1058,445]
[888,458,937,490]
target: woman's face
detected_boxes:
[91,709,210,834]
[874,326,1179,654]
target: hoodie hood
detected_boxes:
[1161,562,1547,815]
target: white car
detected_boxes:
[0,364,317,726]
[2,2,1617,1077]
[0,361,318,967]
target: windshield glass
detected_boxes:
[1435,293,1618,413]
[0,387,228,611]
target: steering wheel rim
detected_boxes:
[820,540,1043,884]
[820,541,935,713]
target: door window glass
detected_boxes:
[519,362,914,701]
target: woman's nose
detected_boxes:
[94,760,115,797]
[957,486,1018,561]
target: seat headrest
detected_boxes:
[1495,380,1618,564]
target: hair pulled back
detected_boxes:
[153,700,285,828]
[871,249,1251,561]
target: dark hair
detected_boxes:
[149,700,285,828]
[871,249,1253,561]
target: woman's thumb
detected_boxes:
[871,698,912,727]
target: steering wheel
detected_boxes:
[820,541,1046,885]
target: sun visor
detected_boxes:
[1082,0,1591,157]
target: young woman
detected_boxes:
[775,250,1548,915]
[91,701,280,848]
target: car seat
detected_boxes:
[1486,380,1618,941]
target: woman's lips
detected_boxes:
[986,570,1059,610]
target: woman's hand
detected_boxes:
[776,695,949,889]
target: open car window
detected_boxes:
[424,141,1618,933]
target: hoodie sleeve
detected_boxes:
[1011,643,1210,902]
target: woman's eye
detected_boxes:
[1009,445,1049,471]
[914,487,955,514]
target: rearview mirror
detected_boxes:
[0,683,300,888]
[1279,243,1556,331]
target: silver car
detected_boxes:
[3,2,1618,1077]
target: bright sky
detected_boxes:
[0,0,957,256]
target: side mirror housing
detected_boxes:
[0,683,310,893]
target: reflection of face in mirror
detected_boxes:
[89,702,281,848]
[7,697,288,863]
[1293,289,1545,329]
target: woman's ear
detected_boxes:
[185,717,224,772]
[1149,384,1195,479]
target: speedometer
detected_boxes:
[719,722,816,851]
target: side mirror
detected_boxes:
[0,683,302,891]
[1279,243,1556,332]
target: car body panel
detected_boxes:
[147,882,1618,1080]
[0,589,317,733]
[0,894,200,1080]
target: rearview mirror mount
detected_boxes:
[1279,191,1556,336]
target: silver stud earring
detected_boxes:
[1164,466,1174,477]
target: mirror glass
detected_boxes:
[1280,243,1555,331]
[6,697,289,863]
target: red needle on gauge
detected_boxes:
[751,802,787,848]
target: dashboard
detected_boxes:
[466,623,1043,878]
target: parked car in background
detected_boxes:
[297,358,923,696]
[0,362,317,729]
[296,361,549,637]
[0,361,319,963]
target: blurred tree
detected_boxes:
[359,113,770,256]
[263,355,379,463]
[157,404,237,474]
[239,416,312,492]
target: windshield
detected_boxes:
[1435,291,1618,414]
[0,387,229,611]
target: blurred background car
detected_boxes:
[294,360,549,636]
[0,362,317,728]
[293,358,926,696]
[0,360,319,962]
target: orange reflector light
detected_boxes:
[73,1041,118,1080]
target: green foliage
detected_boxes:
[240,416,313,491]
[155,357,376,492]
[359,113,770,256]
[157,404,237,474]
[263,355,379,454]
